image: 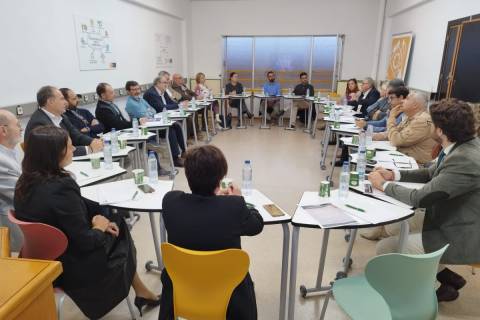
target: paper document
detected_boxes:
[304,203,360,228]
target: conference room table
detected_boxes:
[310,100,337,138]
[215,94,252,130]
[340,136,397,151]
[65,161,126,187]
[242,189,291,320]
[287,190,414,320]
[72,146,135,168]
[186,101,214,143]
[81,178,174,272]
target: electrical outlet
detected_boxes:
[16,105,23,115]
[119,89,124,95]
[83,95,89,102]
[94,94,98,101]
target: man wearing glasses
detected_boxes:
[0,110,24,251]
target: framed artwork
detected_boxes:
[386,33,414,80]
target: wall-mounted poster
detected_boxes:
[74,15,116,71]
[386,33,413,80]
[155,33,174,69]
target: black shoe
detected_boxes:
[436,283,459,302]
[437,268,467,290]
[289,124,295,129]
[158,168,170,177]
[134,295,161,317]
[278,110,285,117]
[174,158,184,168]
[246,111,254,119]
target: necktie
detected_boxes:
[437,150,446,168]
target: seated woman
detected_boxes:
[159,145,264,320]
[342,78,360,104]
[194,72,221,130]
[225,72,254,128]
[14,125,160,319]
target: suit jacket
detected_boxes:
[171,83,196,102]
[159,190,264,320]
[385,138,480,264]
[348,88,380,115]
[387,110,436,164]
[143,86,179,113]
[25,109,92,156]
[95,100,131,133]
[64,108,104,137]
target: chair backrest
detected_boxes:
[8,210,68,260]
[161,243,250,320]
[365,245,448,320]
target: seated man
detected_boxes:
[95,82,133,132]
[125,80,185,168]
[171,73,196,102]
[348,77,380,116]
[385,92,436,165]
[262,71,283,123]
[25,86,103,156]
[61,88,104,137]
[290,72,315,128]
[0,110,24,251]
[369,99,480,302]
[364,79,404,121]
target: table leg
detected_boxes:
[320,125,331,170]
[181,119,187,148]
[311,104,319,139]
[210,103,217,135]
[328,134,340,180]
[304,101,313,133]
[285,100,295,131]
[279,223,290,320]
[338,229,357,278]
[159,211,167,244]
[237,98,246,129]
[165,127,175,179]
[287,226,300,320]
[146,212,163,272]
[204,106,211,143]
[192,112,198,144]
[398,220,410,253]
[260,98,270,129]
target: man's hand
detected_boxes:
[372,132,386,141]
[390,105,402,119]
[90,139,104,152]
[106,222,119,237]
[372,110,381,120]
[180,101,189,107]
[373,166,394,181]
[355,119,366,129]
[92,215,110,232]
[216,184,242,196]
[91,119,99,125]
[368,171,386,191]
[80,127,90,133]
[139,118,148,125]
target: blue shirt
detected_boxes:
[263,82,281,96]
[368,112,403,132]
[125,96,156,119]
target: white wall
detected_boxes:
[189,0,381,81]
[378,0,480,91]
[0,0,190,107]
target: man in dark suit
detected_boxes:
[348,77,381,116]
[143,76,188,113]
[25,86,103,157]
[60,88,104,138]
[95,83,134,133]
[369,99,480,302]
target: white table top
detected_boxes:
[143,119,174,128]
[65,161,126,187]
[165,110,190,119]
[282,95,306,99]
[253,94,283,99]
[81,178,174,211]
[350,150,419,170]
[292,191,414,228]
[242,189,291,224]
[323,116,356,124]
[102,131,155,141]
[350,181,425,209]
[331,124,360,134]
[215,94,251,99]
[341,137,397,151]
[72,145,135,161]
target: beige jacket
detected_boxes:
[387,110,436,164]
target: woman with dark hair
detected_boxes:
[225,72,253,128]
[159,145,264,320]
[344,78,360,102]
[14,125,160,318]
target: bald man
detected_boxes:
[0,110,24,251]
[170,73,196,102]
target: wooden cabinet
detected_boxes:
[0,258,62,320]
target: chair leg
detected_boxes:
[126,296,137,320]
[472,266,476,275]
[56,291,66,320]
[319,291,331,320]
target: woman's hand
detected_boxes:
[106,222,120,237]
[92,215,110,232]
[216,184,242,196]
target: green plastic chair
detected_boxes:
[321,245,448,320]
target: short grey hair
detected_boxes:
[410,91,428,108]
[36,85,57,107]
[363,77,376,88]
[388,78,405,89]
[158,70,170,77]
[0,110,14,126]
[153,75,168,85]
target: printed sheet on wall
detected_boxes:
[386,33,413,81]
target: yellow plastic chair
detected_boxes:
[161,243,250,320]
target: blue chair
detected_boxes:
[320,245,448,320]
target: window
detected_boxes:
[224,35,342,92]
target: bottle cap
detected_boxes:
[245,160,251,164]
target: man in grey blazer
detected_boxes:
[0,110,24,251]
[369,99,480,302]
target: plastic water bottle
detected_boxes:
[103,137,113,170]
[110,128,118,153]
[209,91,213,100]
[317,91,321,99]
[132,118,139,137]
[339,161,350,201]
[192,96,196,107]
[242,160,253,195]
[306,88,310,97]
[261,88,265,96]
[162,106,168,124]
[357,130,367,183]
[366,125,373,146]
[148,151,158,184]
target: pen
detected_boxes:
[389,153,404,157]
[80,171,89,177]
[346,204,365,212]
[131,190,138,200]
[301,203,330,209]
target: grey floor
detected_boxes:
[61,120,480,319]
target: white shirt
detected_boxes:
[155,87,167,105]
[41,108,62,127]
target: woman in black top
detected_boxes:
[14,126,160,319]
[225,72,253,127]
[159,145,264,320]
